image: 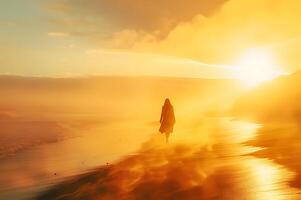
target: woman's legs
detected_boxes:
[165,132,170,144]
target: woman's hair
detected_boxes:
[164,98,171,107]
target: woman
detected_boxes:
[159,98,175,143]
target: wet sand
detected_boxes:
[248,122,301,190]
[33,118,301,200]
[0,120,153,200]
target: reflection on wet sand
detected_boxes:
[36,119,301,200]
[0,120,153,200]
[249,123,301,190]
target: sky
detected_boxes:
[1,0,301,78]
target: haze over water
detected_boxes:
[0,76,301,200]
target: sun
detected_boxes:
[236,48,284,87]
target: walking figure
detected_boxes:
[159,98,175,143]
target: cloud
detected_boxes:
[44,0,301,72]
[108,0,301,72]
[83,49,236,78]
[0,20,15,27]
[47,18,95,28]
[45,0,227,33]
[48,32,70,37]
[108,29,157,49]
[44,2,72,13]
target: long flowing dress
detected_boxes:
[159,105,175,134]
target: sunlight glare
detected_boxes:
[236,48,284,87]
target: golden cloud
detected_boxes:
[45,0,226,32]
[105,0,301,71]
[44,0,301,72]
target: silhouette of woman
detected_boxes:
[159,98,175,143]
